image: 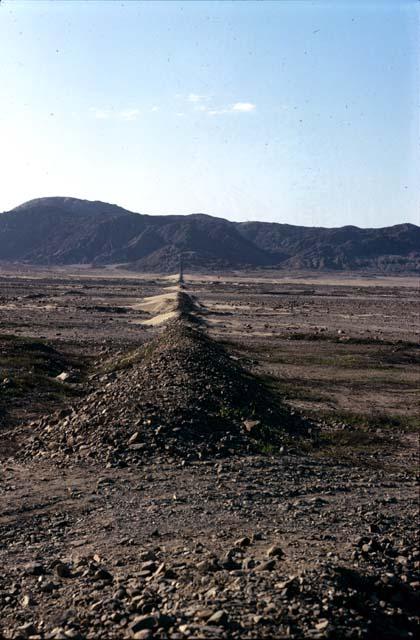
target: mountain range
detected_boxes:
[0,197,418,273]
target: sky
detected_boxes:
[0,0,418,228]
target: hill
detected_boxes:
[0,197,418,272]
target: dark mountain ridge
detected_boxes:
[0,197,418,273]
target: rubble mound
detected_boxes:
[176,289,206,320]
[22,305,309,465]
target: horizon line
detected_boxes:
[3,195,418,231]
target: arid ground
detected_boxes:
[0,266,418,639]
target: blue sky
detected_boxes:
[0,0,418,227]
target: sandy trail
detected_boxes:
[131,283,206,326]
[130,285,181,325]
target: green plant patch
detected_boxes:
[311,410,420,433]
[0,334,85,428]
[0,334,72,376]
[100,336,167,373]
[259,374,333,403]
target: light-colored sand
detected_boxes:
[137,310,179,326]
[132,288,179,315]
[209,303,252,311]
[163,274,180,282]
[186,273,419,288]
[1,264,417,288]
[131,285,182,325]
[131,283,207,325]
[0,303,57,310]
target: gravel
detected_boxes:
[20,308,311,466]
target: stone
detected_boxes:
[153,562,166,577]
[54,561,72,578]
[139,550,156,562]
[93,568,113,581]
[243,419,260,433]
[275,576,297,591]
[40,580,58,593]
[257,559,276,571]
[47,628,68,640]
[128,432,141,445]
[133,632,152,640]
[63,629,81,639]
[235,536,251,547]
[194,608,213,620]
[17,623,36,637]
[242,557,256,570]
[267,545,284,558]
[156,613,174,629]
[129,615,156,633]
[24,562,45,576]
[315,619,329,631]
[207,610,230,628]
[56,372,71,382]
[96,477,114,488]
[21,593,35,608]
[140,560,156,574]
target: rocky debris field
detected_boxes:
[0,269,418,639]
[19,305,310,466]
[1,456,418,640]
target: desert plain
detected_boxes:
[0,266,418,639]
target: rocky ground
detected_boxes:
[16,288,309,467]
[0,267,418,639]
[1,455,418,640]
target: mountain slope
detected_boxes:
[238,221,420,271]
[0,197,418,272]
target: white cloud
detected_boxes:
[206,102,257,116]
[119,108,140,121]
[90,108,111,120]
[89,107,141,121]
[174,95,256,116]
[207,108,229,116]
[187,93,207,103]
[150,106,159,112]
[232,102,256,112]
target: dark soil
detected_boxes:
[0,268,418,640]
[19,309,310,466]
